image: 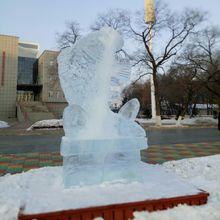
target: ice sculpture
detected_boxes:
[58,27,148,187]
[118,99,140,120]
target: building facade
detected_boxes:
[0,34,67,120]
[0,34,19,119]
[38,50,67,118]
[17,41,40,102]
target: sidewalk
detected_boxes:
[0,141,219,176]
[141,141,220,163]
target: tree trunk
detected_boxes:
[152,68,161,126]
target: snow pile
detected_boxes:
[134,155,220,220]
[0,164,201,219]
[161,119,177,125]
[0,120,9,128]
[0,155,219,220]
[136,117,218,126]
[182,117,218,126]
[27,119,63,130]
[136,118,155,124]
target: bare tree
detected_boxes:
[90,8,130,34]
[122,81,151,117]
[184,27,220,100]
[57,9,130,49]
[128,1,204,124]
[56,21,81,49]
[160,64,203,120]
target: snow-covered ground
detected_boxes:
[26,116,217,131]
[134,155,220,220]
[136,116,218,127]
[27,119,63,130]
[0,155,220,220]
[0,120,9,128]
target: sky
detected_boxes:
[1,0,220,53]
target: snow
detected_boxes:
[196,104,218,109]
[27,119,63,130]
[2,155,218,219]
[26,116,218,131]
[0,159,208,220]
[133,155,220,220]
[136,117,218,126]
[182,117,218,126]
[0,120,9,128]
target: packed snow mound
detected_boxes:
[136,117,218,126]
[0,155,220,219]
[134,155,220,220]
[27,119,63,130]
[182,117,218,125]
[0,163,201,219]
[0,120,9,128]
[163,155,220,193]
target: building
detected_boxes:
[38,50,66,118]
[17,41,40,102]
[0,34,67,121]
[0,34,18,119]
[0,33,123,121]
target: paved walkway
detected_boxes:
[0,141,219,176]
[141,141,220,163]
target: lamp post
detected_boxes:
[145,0,156,120]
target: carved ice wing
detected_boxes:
[118,98,140,120]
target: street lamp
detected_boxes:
[145,0,156,120]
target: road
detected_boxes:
[147,127,220,145]
[0,128,219,154]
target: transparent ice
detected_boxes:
[58,27,148,187]
[118,98,140,120]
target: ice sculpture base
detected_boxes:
[60,137,148,187]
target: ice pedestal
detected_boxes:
[61,137,148,187]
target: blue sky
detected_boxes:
[0,0,219,52]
